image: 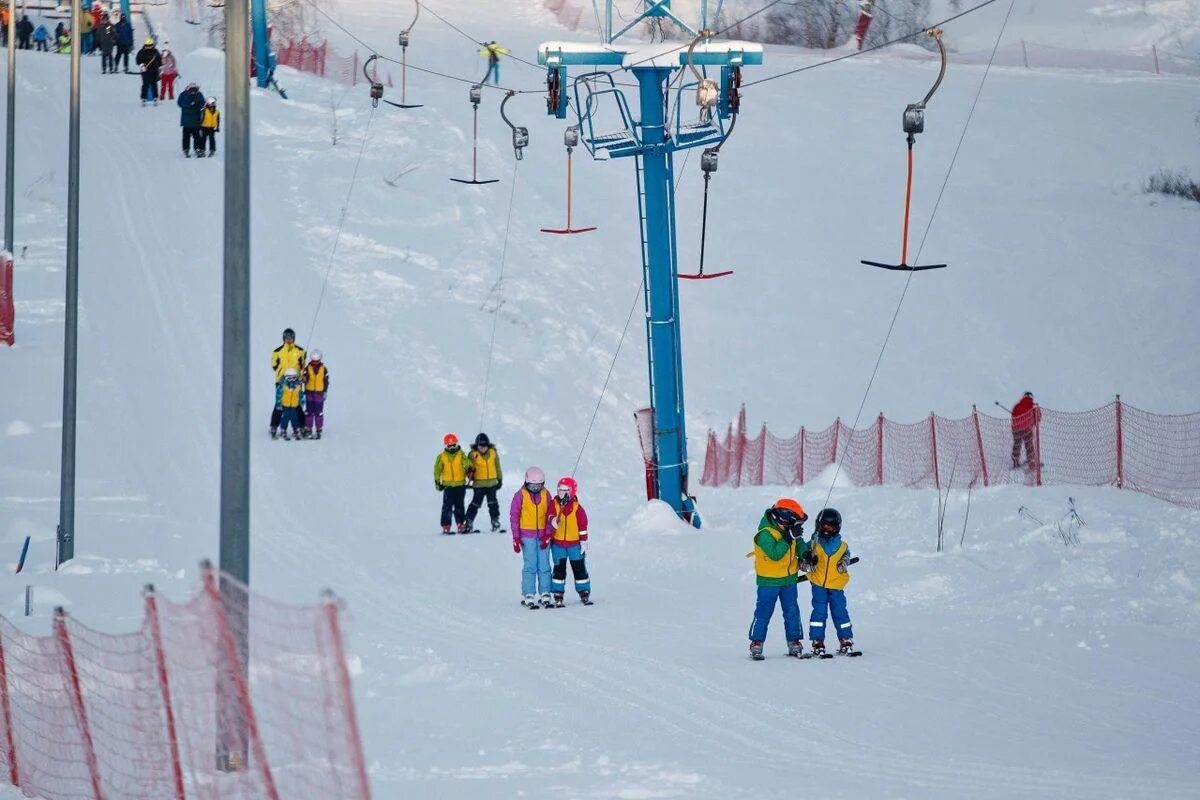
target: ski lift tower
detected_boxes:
[539,1,762,524]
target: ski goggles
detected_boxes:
[525,481,544,492]
[445,443,460,451]
[774,508,807,528]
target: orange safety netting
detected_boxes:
[274,39,393,89]
[700,399,1200,508]
[0,566,370,800]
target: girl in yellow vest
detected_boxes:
[433,434,471,533]
[547,477,591,607]
[509,467,553,608]
[302,350,329,439]
[801,508,859,657]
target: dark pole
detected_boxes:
[56,0,82,568]
[218,0,251,770]
[4,0,15,252]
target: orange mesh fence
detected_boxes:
[700,398,1200,508]
[0,566,370,800]
[274,39,393,88]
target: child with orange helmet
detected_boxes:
[747,498,810,660]
[433,434,470,533]
[547,476,591,607]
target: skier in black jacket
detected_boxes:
[95,16,116,73]
[135,38,162,105]
[177,83,206,156]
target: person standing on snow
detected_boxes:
[1010,391,1040,470]
[113,12,133,72]
[79,9,94,55]
[434,434,471,534]
[198,97,220,156]
[301,350,328,439]
[464,432,502,532]
[16,15,33,49]
[268,327,305,437]
[801,508,859,657]
[547,476,591,607]
[159,44,177,99]
[747,498,809,660]
[478,40,508,84]
[275,368,305,440]
[33,22,49,52]
[511,467,553,608]
[94,14,115,72]
[135,37,162,105]
[177,82,206,157]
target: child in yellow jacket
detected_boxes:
[198,97,220,157]
[275,368,305,441]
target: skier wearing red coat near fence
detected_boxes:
[1011,391,1041,469]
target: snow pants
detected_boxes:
[36,40,48,52]
[115,45,130,72]
[304,391,324,432]
[269,381,283,429]
[466,486,500,526]
[100,46,113,71]
[200,128,217,155]
[159,73,176,99]
[748,583,802,643]
[141,72,158,102]
[520,537,551,596]
[809,585,853,643]
[182,127,202,154]
[82,31,93,53]
[279,406,303,434]
[440,486,467,527]
[486,59,499,84]
[1011,429,1035,468]
[550,543,589,596]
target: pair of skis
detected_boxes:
[521,597,594,609]
[440,527,507,535]
[753,646,862,661]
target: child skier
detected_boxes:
[547,476,591,607]
[748,498,809,660]
[510,467,552,608]
[302,350,328,439]
[433,434,470,533]
[478,40,508,84]
[802,508,859,657]
[276,368,305,441]
[159,44,177,100]
[465,433,503,532]
[198,97,220,157]
[33,24,48,52]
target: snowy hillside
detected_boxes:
[2,0,1200,797]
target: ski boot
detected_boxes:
[269,426,277,439]
[579,590,593,606]
[300,428,311,439]
[811,640,830,659]
[552,593,565,608]
[521,594,538,609]
[184,150,192,158]
[838,638,862,657]
[490,519,502,533]
[463,515,478,534]
[749,641,765,661]
[539,593,554,609]
[787,639,806,658]
[456,522,468,534]
[441,524,453,535]
[281,430,292,441]
[314,429,322,440]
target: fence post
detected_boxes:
[756,424,767,485]
[1152,44,1160,74]
[322,591,373,800]
[798,426,805,485]
[144,585,187,800]
[972,405,989,488]
[876,413,884,485]
[1021,39,1029,68]
[832,417,841,463]
[733,406,747,488]
[54,608,104,800]
[0,627,19,788]
[929,413,940,490]
[1115,394,1124,489]
[1033,407,1043,487]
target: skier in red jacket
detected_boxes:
[1011,391,1040,469]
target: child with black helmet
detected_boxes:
[747,498,810,660]
[465,432,503,532]
[802,508,860,657]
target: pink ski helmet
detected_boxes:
[524,466,545,488]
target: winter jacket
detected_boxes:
[467,446,502,488]
[303,362,328,393]
[80,14,94,34]
[549,497,588,546]
[33,25,48,43]
[161,51,177,77]
[806,534,851,590]
[478,42,509,60]
[279,379,304,409]
[433,448,470,488]
[94,21,114,49]
[269,341,304,380]
[135,45,162,78]
[1011,395,1040,432]
[752,513,807,587]
[510,487,550,541]
[91,8,103,30]
[57,35,71,54]
[115,18,133,48]
[200,106,220,130]
[16,17,33,39]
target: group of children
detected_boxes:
[269,327,330,440]
[433,435,592,609]
[749,499,858,659]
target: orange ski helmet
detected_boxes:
[443,433,459,448]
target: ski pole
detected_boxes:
[994,401,1012,413]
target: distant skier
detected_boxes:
[547,476,590,607]
[135,37,162,105]
[16,15,33,50]
[302,350,328,439]
[53,22,65,53]
[33,23,48,52]
[1010,391,1041,470]
[57,28,71,55]
[478,40,508,85]
[434,434,471,534]
[80,9,94,55]
[510,466,552,608]
[464,432,502,532]
[747,499,808,660]
[801,508,858,657]
[268,327,305,437]
[198,97,220,157]
[275,368,305,441]
[113,12,133,72]
[95,14,115,72]
[159,44,177,99]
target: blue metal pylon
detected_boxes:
[251,0,273,88]
[539,20,761,525]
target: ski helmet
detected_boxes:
[443,433,459,448]
[767,498,807,532]
[206,98,217,107]
[309,349,322,362]
[556,476,578,500]
[144,37,154,46]
[474,432,491,448]
[283,367,299,378]
[282,327,296,340]
[815,508,842,538]
[524,466,545,489]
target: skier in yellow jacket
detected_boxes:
[479,40,508,84]
[269,328,306,438]
[434,434,471,534]
[198,97,220,157]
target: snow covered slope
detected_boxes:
[2,0,1199,797]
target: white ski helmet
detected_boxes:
[524,466,545,486]
[309,349,322,362]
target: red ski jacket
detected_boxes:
[1012,396,1040,431]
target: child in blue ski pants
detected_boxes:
[520,539,551,596]
[748,584,803,643]
[809,584,853,643]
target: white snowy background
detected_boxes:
[2,0,1199,797]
